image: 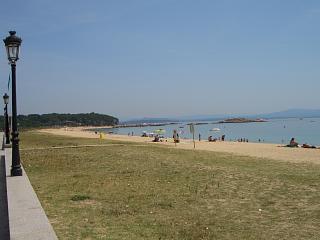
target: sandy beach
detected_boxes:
[38,127,320,165]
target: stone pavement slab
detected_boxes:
[5,148,58,240]
[0,153,10,240]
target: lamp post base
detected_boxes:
[11,166,22,176]
[11,129,22,176]
[4,143,12,148]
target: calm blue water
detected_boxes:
[99,118,320,145]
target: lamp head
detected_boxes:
[3,93,9,105]
[3,31,22,63]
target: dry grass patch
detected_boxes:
[20,131,320,240]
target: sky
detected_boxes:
[0,0,320,120]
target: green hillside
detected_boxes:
[0,112,118,129]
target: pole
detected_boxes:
[10,63,22,176]
[193,131,195,149]
[4,103,10,144]
[189,123,195,149]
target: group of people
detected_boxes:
[151,131,225,143]
[104,130,318,149]
[208,135,225,142]
[146,130,318,149]
[238,138,249,142]
[146,131,319,149]
[287,137,316,148]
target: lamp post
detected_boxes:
[3,93,10,144]
[3,31,22,176]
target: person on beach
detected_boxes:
[287,137,298,147]
[141,132,147,137]
[173,130,180,143]
[175,133,180,143]
[199,133,201,141]
[208,136,216,142]
[153,135,160,142]
[302,143,316,148]
[99,132,104,139]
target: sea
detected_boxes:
[98,117,320,146]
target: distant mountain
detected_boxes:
[252,109,320,119]
[182,109,320,121]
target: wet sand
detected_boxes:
[38,127,320,165]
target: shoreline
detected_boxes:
[38,127,320,165]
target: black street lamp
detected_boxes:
[3,31,22,176]
[3,93,10,144]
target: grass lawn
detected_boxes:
[20,131,320,240]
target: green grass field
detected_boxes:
[20,131,320,240]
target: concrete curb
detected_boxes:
[5,148,58,240]
[0,154,10,239]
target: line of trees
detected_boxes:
[0,112,119,129]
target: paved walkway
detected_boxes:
[5,148,58,240]
[0,150,10,239]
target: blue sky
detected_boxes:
[1,0,320,119]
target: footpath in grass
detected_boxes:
[20,131,320,240]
